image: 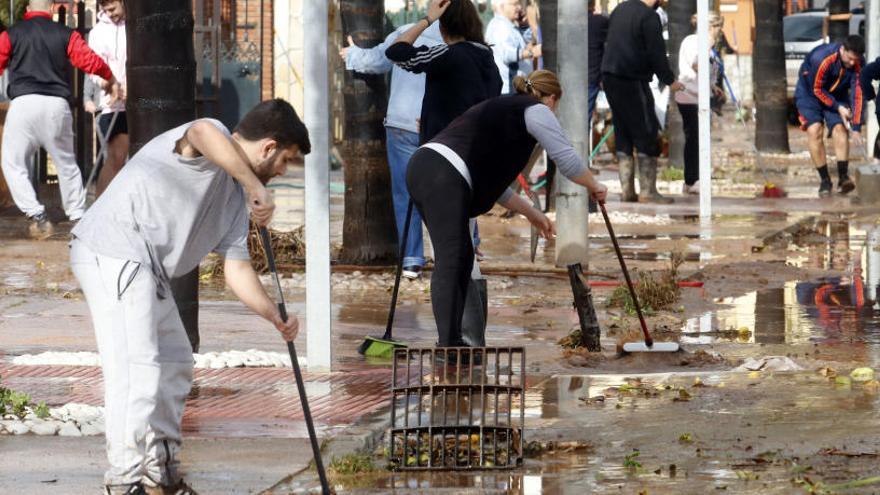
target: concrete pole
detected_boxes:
[867,0,879,158]
[697,0,712,220]
[303,0,332,372]
[867,228,880,306]
[554,0,589,267]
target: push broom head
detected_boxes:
[617,328,681,354]
[358,335,406,359]
[622,341,681,353]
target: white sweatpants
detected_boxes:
[1,94,86,219]
[70,240,193,486]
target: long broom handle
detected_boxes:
[383,200,414,340]
[258,227,330,495]
[598,201,653,347]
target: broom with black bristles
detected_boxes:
[357,201,413,358]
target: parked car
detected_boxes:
[784,11,865,103]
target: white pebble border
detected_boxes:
[599,178,763,198]
[11,350,306,369]
[272,272,514,292]
[547,209,672,226]
[0,403,104,437]
[591,210,673,226]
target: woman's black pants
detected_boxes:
[678,103,699,186]
[406,147,473,346]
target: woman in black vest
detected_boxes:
[406,70,609,347]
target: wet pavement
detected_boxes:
[3,112,880,493]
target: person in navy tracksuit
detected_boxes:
[794,36,865,197]
[859,56,880,164]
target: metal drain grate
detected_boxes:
[389,347,525,470]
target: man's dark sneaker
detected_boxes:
[105,483,146,495]
[402,265,422,280]
[143,479,198,495]
[818,179,833,197]
[838,176,855,195]
[28,212,54,240]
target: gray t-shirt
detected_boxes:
[73,118,249,284]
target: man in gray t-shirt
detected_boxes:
[70,99,310,494]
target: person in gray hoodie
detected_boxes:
[340,21,442,279]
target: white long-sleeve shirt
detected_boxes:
[87,12,125,114]
[675,34,720,105]
[344,22,442,133]
[485,15,530,94]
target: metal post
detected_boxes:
[867,228,880,306]
[867,0,879,159]
[303,0,332,371]
[554,0,589,267]
[697,0,711,220]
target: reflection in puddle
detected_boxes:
[686,223,880,345]
[684,279,880,345]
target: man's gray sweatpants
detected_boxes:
[70,239,193,486]
[1,94,86,219]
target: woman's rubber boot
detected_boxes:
[461,278,487,347]
[637,155,674,204]
[618,153,638,202]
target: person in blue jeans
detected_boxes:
[340,21,443,279]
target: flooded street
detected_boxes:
[3,115,880,493]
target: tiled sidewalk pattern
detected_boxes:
[0,365,391,438]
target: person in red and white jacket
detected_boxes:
[0,0,120,239]
[88,0,127,197]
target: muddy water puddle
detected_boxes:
[684,219,880,348]
[312,372,880,494]
[682,281,880,347]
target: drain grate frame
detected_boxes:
[389,347,525,470]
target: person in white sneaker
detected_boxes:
[675,13,723,195]
[71,100,307,495]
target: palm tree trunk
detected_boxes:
[666,0,696,168]
[539,0,557,72]
[753,0,790,153]
[538,0,557,210]
[338,0,397,265]
[126,0,200,351]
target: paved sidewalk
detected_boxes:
[0,297,397,494]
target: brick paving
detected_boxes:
[0,364,391,438]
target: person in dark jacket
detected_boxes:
[601,0,682,204]
[0,0,120,239]
[588,0,608,122]
[795,36,865,197]
[405,70,608,349]
[386,0,501,284]
[386,0,502,145]
[859,55,880,164]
